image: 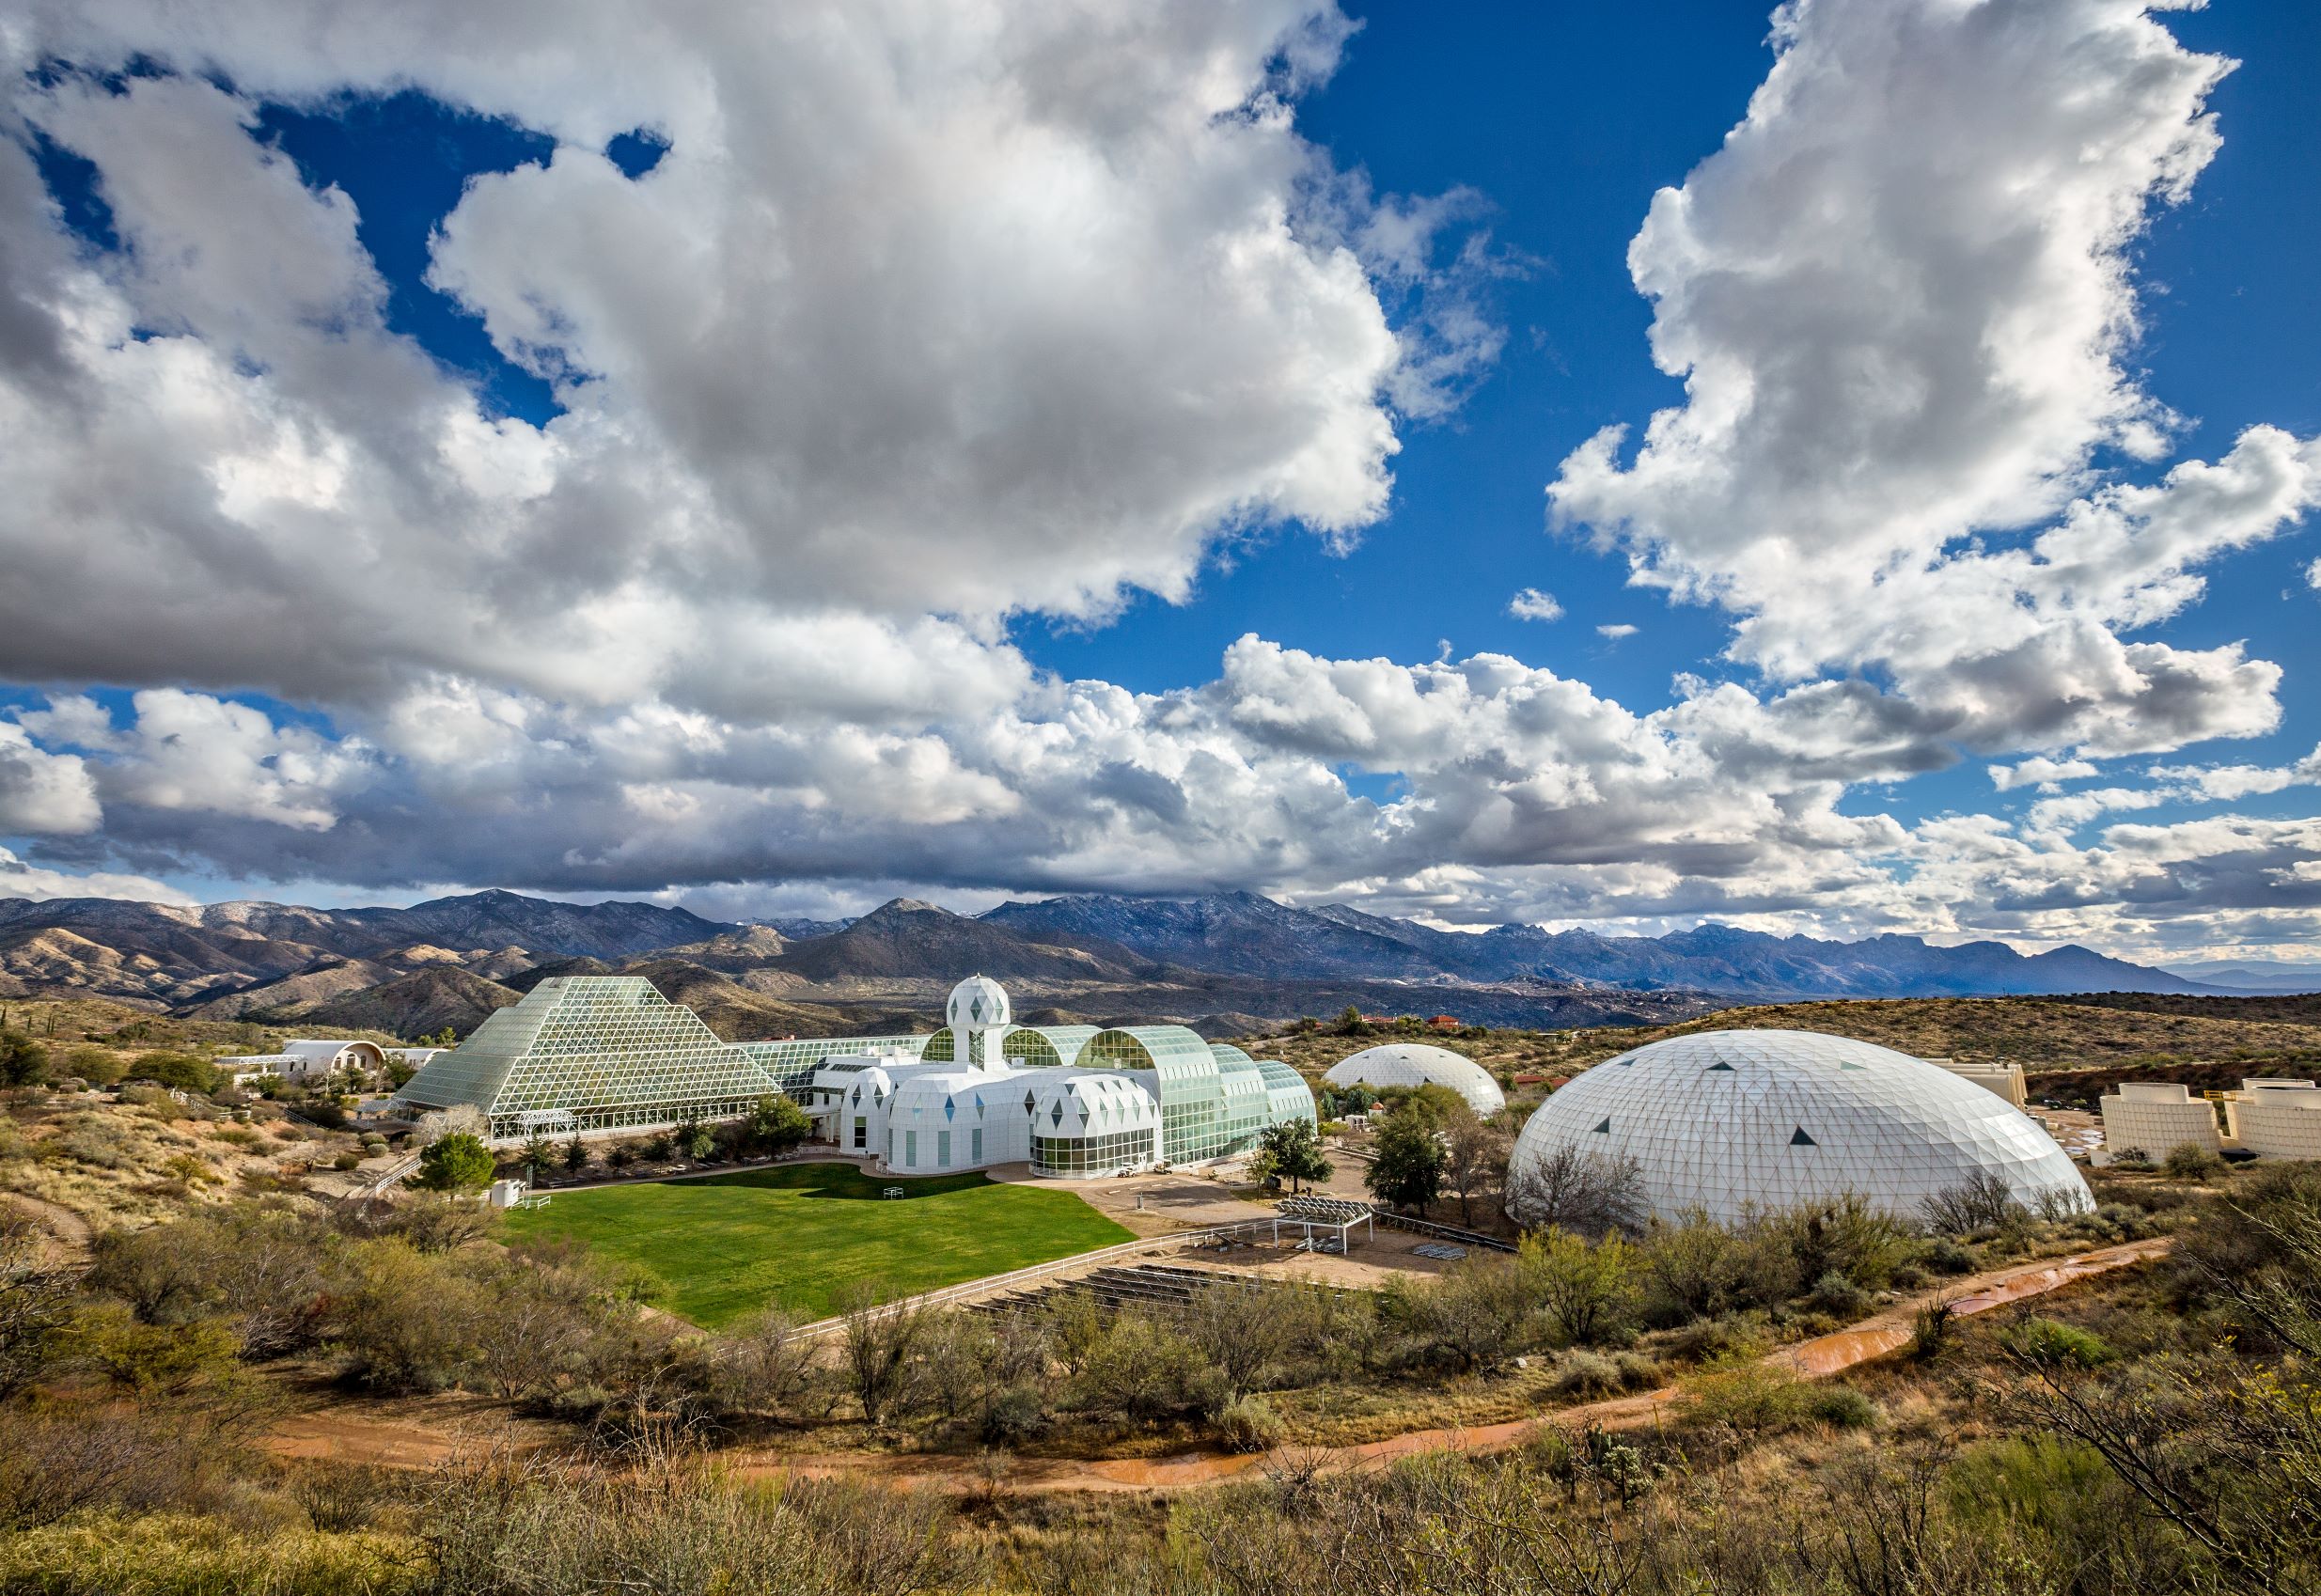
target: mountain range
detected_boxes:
[0,884,2273,1042]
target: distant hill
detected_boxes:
[183,956,405,1020]
[2163,959,2321,994]
[982,893,2224,999]
[0,888,733,1006]
[0,884,2250,1026]
[774,899,1153,984]
[296,968,524,1039]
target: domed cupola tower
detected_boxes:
[945,975,1012,1071]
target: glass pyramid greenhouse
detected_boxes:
[394,976,785,1138]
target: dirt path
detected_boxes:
[0,1189,93,1254]
[261,1236,2167,1492]
[744,1236,2171,1494]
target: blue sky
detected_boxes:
[0,0,2316,963]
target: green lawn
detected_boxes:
[502,1161,1135,1327]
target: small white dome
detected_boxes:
[946,974,1012,1032]
[1510,1029,2091,1226]
[1325,1043,1505,1116]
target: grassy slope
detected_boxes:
[503,1162,1135,1326]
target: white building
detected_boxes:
[2225,1078,2321,1160]
[1325,1043,1505,1116]
[2098,1081,2222,1163]
[805,976,1314,1180]
[215,1038,388,1086]
[1927,1057,2029,1108]
[1509,1029,2090,1226]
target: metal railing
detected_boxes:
[344,1149,422,1203]
[1369,1208,1517,1253]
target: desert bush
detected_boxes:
[1213,1394,1285,1452]
[0,1028,50,1088]
[1766,1195,1907,1290]
[0,1512,409,1593]
[1523,1228,1639,1347]
[2162,1143,2229,1181]
[1379,1255,1535,1372]
[46,1114,137,1169]
[1920,1236,1976,1275]
[1639,1210,1745,1323]
[1550,1349,1624,1400]
[1806,1269,1869,1319]
[1804,1384,1879,1430]
[2008,1316,2116,1369]
[1067,1307,1215,1424]
[1661,1313,1765,1366]
[1680,1360,1811,1436]
[0,1405,248,1530]
[328,1239,486,1392]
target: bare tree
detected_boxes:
[0,1216,78,1398]
[1506,1144,1647,1237]
[838,1281,926,1426]
[1442,1111,1512,1227]
[1920,1167,2019,1236]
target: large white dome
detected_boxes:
[1510,1029,2089,1226]
[1325,1043,1506,1117]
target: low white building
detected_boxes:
[2098,1081,2221,1163]
[2225,1078,2321,1161]
[215,1038,388,1086]
[1928,1057,2029,1108]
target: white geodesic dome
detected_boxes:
[1509,1029,2090,1227]
[1325,1043,1506,1116]
[946,974,1012,1032]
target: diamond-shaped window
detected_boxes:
[944,1098,955,1121]
[975,1094,986,1119]
[1050,1103,1064,1127]
[1024,1089,1037,1114]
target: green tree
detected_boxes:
[1521,1228,1639,1347]
[1336,1005,1365,1036]
[0,1028,52,1088]
[1252,1118,1332,1195]
[414,1132,495,1193]
[60,1044,121,1087]
[126,1050,217,1095]
[747,1094,813,1156]
[1367,1111,1446,1213]
[563,1135,589,1174]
